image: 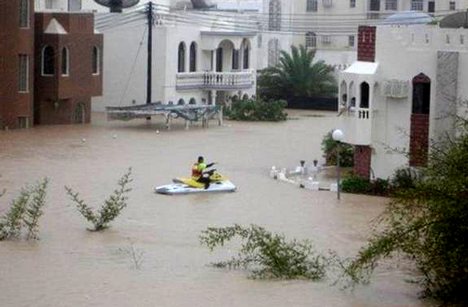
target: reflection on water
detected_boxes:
[0,111,433,306]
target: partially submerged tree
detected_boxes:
[200,224,328,280]
[258,45,337,101]
[343,111,468,303]
[65,168,132,231]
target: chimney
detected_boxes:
[357,26,376,62]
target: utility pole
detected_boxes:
[146,1,153,105]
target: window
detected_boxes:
[178,42,185,73]
[69,0,82,11]
[232,49,239,70]
[45,0,53,9]
[321,35,331,45]
[449,1,456,10]
[305,32,317,48]
[461,35,465,45]
[446,35,451,44]
[350,0,356,8]
[411,0,423,11]
[306,0,318,12]
[19,0,29,28]
[61,47,69,76]
[92,46,100,75]
[268,0,281,31]
[42,46,55,76]
[348,35,355,47]
[385,0,397,10]
[360,82,370,109]
[243,45,250,69]
[18,55,29,92]
[189,42,197,72]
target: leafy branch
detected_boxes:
[65,168,132,231]
[200,224,328,280]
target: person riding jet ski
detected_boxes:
[192,156,216,189]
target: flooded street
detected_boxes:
[0,111,432,307]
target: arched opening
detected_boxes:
[412,73,431,114]
[340,81,347,106]
[410,73,431,167]
[242,39,251,70]
[61,47,69,76]
[189,98,196,105]
[42,45,55,75]
[177,98,185,105]
[305,32,317,48]
[217,40,235,72]
[189,42,197,72]
[178,42,186,73]
[268,0,281,31]
[92,46,100,75]
[268,39,280,67]
[360,82,370,108]
[349,81,356,108]
[74,103,85,124]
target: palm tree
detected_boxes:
[258,45,337,101]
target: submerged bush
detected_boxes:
[321,131,354,167]
[0,178,49,240]
[65,168,132,231]
[200,224,327,280]
[225,98,287,122]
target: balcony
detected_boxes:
[176,71,255,91]
[338,108,372,145]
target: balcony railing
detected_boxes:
[176,71,255,91]
[338,107,373,145]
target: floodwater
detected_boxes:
[0,111,433,307]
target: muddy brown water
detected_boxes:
[0,111,434,307]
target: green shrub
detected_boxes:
[200,224,327,280]
[65,168,132,231]
[341,175,372,194]
[321,131,354,167]
[390,167,420,190]
[0,178,49,241]
[225,98,287,122]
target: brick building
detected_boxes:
[34,13,102,125]
[0,0,35,129]
[0,1,102,129]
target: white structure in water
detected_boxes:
[336,16,468,180]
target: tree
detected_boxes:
[344,111,468,304]
[258,45,337,101]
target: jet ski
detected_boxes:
[155,169,236,195]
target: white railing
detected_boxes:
[176,71,255,91]
[339,107,372,145]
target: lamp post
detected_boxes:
[332,129,344,200]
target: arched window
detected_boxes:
[92,46,100,75]
[360,82,370,108]
[268,39,280,67]
[42,45,55,76]
[189,98,196,105]
[412,73,431,114]
[305,32,317,48]
[268,0,281,31]
[189,42,197,72]
[242,40,250,69]
[340,81,347,105]
[61,47,69,76]
[177,98,185,105]
[178,42,186,73]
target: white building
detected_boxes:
[35,0,259,111]
[261,0,468,70]
[337,17,468,180]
